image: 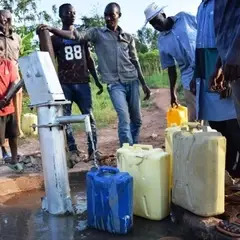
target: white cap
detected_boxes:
[143,2,167,27]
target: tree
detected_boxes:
[133,34,148,54]
[19,28,38,56]
[80,14,105,28]
[0,0,60,26]
[79,5,105,28]
[0,0,61,56]
[137,27,158,51]
[77,12,105,62]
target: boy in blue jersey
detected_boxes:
[50,4,103,167]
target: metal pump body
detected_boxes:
[18,51,92,215]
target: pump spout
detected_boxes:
[55,115,91,133]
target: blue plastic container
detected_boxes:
[86,166,133,234]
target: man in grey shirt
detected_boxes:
[38,2,151,147]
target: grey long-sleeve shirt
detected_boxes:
[73,26,139,84]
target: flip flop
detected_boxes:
[3,155,11,163]
[7,163,24,173]
[216,216,240,238]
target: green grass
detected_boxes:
[73,84,116,128]
[22,73,185,131]
[145,71,185,105]
[145,72,170,89]
[22,83,116,130]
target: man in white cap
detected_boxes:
[144,3,197,121]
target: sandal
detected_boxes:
[7,163,24,173]
[216,216,240,238]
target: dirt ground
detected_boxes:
[17,88,170,157]
[2,88,240,221]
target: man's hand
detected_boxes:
[96,82,103,95]
[142,84,151,100]
[209,67,232,98]
[36,24,53,35]
[209,67,225,92]
[223,63,240,82]
[0,98,7,109]
[170,92,178,107]
[189,79,196,96]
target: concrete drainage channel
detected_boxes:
[0,171,231,240]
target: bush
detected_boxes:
[139,50,161,77]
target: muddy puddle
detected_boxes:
[0,172,190,240]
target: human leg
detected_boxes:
[231,80,240,127]
[128,80,142,144]
[184,89,197,122]
[209,120,237,177]
[73,83,98,157]
[225,119,240,178]
[62,84,77,152]
[107,82,132,146]
[1,146,8,156]
[13,88,24,137]
[5,114,23,172]
[0,119,10,161]
[1,145,11,162]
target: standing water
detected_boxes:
[0,173,192,240]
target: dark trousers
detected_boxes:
[209,119,240,178]
[62,83,97,156]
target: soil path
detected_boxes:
[18,88,170,155]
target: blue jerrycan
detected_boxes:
[86,166,133,234]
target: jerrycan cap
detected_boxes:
[180,122,188,131]
[122,143,130,148]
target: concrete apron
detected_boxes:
[0,165,232,240]
[0,162,91,204]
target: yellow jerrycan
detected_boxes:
[117,144,170,220]
[22,113,38,136]
[172,125,226,217]
[166,105,188,127]
[165,124,181,188]
[164,123,211,187]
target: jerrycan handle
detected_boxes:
[176,104,185,110]
[98,166,119,175]
[181,122,202,131]
[133,144,153,150]
[170,104,183,109]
